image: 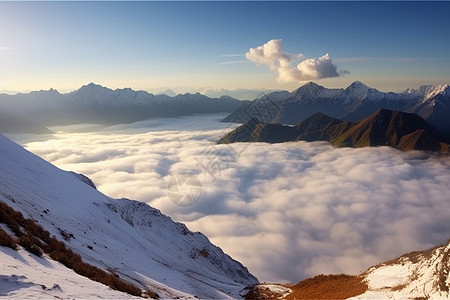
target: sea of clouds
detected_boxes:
[15,113,450,282]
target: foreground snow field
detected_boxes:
[0,246,141,299]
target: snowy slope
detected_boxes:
[288,82,342,104]
[0,246,141,299]
[241,239,450,299]
[0,133,257,299]
[404,84,450,101]
[351,239,450,299]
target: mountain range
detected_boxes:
[3,81,450,137]
[219,109,450,154]
[0,83,244,133]
[222,81,450,136]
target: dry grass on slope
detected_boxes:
[243,274,368,300]
[284,274,368,300]
[0,200,158,298]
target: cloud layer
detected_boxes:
[246,39,348,82]
[18,114,450,282]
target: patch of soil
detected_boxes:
[284,274,368,300]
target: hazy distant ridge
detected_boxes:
[0,83,245,133]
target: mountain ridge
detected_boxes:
[219,109,450,154]
[222,81,450,136]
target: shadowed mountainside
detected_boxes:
[0,111,53,134]
[219,109,450,154]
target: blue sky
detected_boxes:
[1,1,450,94]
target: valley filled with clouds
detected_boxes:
[14,114,450,282]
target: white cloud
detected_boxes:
[217,60,248,65]
[17,114,450,283]
[245,39,348,82]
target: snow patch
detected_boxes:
[261,284,292,298]
[0,246,140,299]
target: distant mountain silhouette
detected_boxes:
[0,111,53,134]
[0,83,246,131]
[222,81,450,136]
[219,109,450,154]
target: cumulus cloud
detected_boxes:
[246,39,348,82]
[17,114,450,282]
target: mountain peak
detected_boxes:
[79,82,108,90]
[73,83,114,100]
[420,84,450,98]
[345,80,373,92]
[304,81,321,87]
[291,82,329,101]
[29,88,60,96]
[404,84,450,97]
[340,81,374,103]
[296,81,324,92]
[348,81,369,89]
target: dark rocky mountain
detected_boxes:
[222,81,450,136]
[219,109,450,154]
[0,83,246,131]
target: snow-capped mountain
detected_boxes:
[70,83,159,107]
[404,84,450,100]
[0,83,245,131]
[406,84,450,135]
[222,81,450,135]
[288,82,342,105]
[339,81,371,105]
[0,133,257,298]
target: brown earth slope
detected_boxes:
[219,109,450,154]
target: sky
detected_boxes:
[1,1,450,95]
